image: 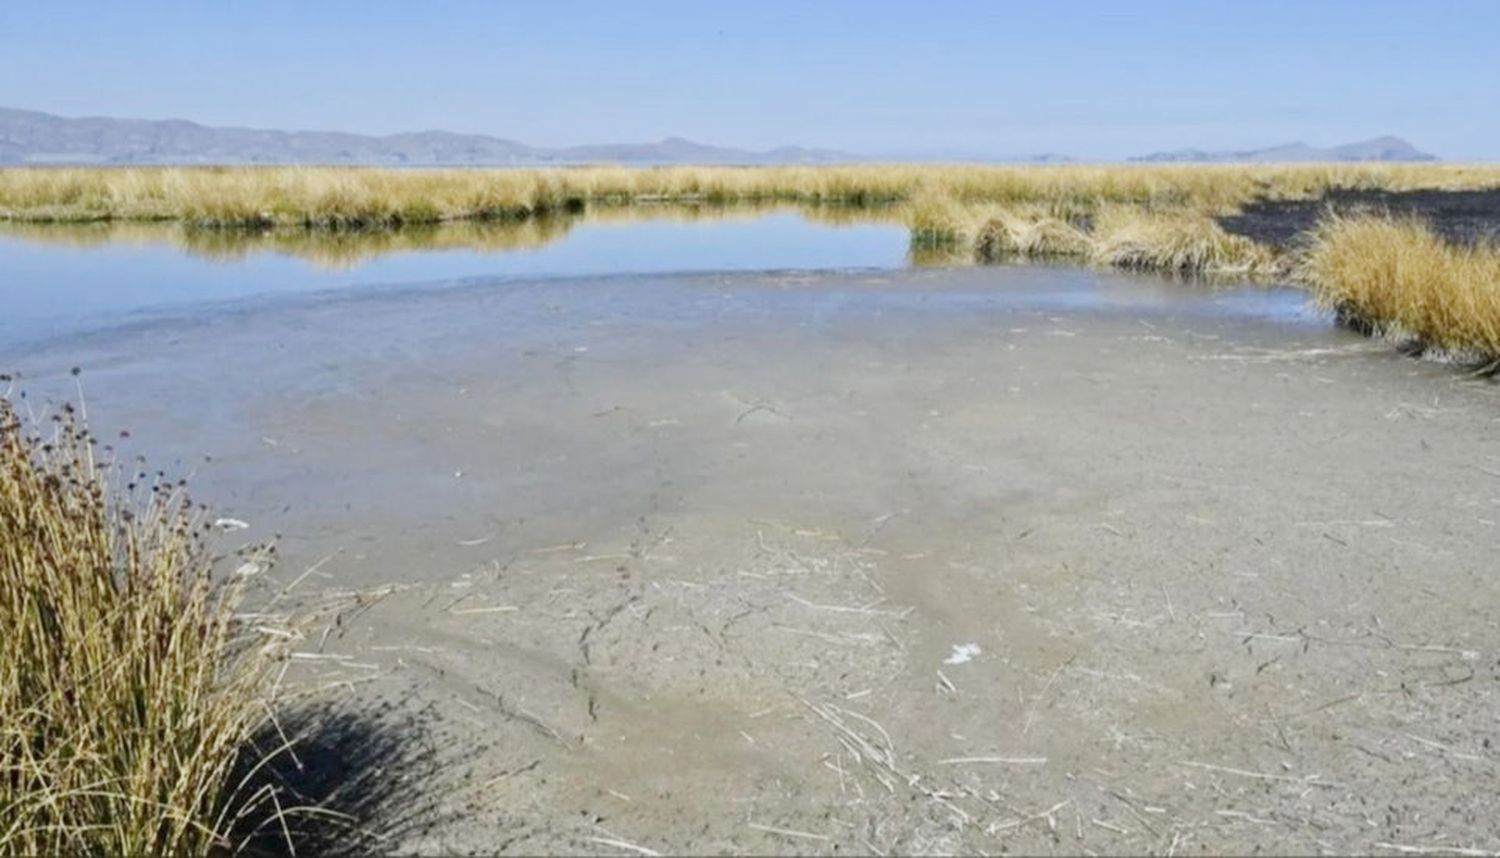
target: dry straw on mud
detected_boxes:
[0,389,308,856]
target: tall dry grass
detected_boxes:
[2,163,1497,227]
[968,204,1278,275]
[1088,206,1279,275]
[0,390,304,856]
[971,204,1091,260]
[1304,215,1500,359]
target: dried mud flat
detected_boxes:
[10,266,1500,855]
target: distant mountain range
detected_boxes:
[1129,135,1437,163]
[0,107,1440,166]
[0,107,858,166]
[870,146,1078,164]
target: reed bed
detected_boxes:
[3,163,1498,228]
[0,390,307,856]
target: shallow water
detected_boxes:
[0,208,1325,355]
[0,210,910,350]
[7,263,1327,529]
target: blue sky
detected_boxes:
[0,0,1494,159]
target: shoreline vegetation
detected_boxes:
[0,388,333,855]
[2,164,1499,360]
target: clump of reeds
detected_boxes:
[972,205,1091,260]
[0,390,301,856]
[969,204,1278,276]
[1304,214,1500,359]
[1088,206,1280,275]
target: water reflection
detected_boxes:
[0,202,908,269]
[0,203,1318,356]
[0,205,914,350]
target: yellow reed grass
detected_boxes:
[3,164,1497,227]
[1088,206,1280,275]
[0,391,306,856]
[972,204,1091,260]
[969,204,1276,275]
[1304,215,1500,359]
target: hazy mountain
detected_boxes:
[550,136,851,165]
[871,146,1077,163]
[1130,135,1437,163]
[0,107,859,166]
[1020,153,1078,164]
[0,108,1443,167]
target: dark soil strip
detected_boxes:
[1218,188,1500,251]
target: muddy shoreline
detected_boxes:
[9,266,1500,855]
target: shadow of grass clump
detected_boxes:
[230,699,444,856]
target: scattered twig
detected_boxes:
[936,756,1047,766]
[748,823,830,842]
[585,835,662,856]
[1180,760,1336,788]
[1372,843,1499,857]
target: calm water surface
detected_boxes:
[0,212,909,350]
[0,209,1320,356]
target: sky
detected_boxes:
[0,0,1495,160]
